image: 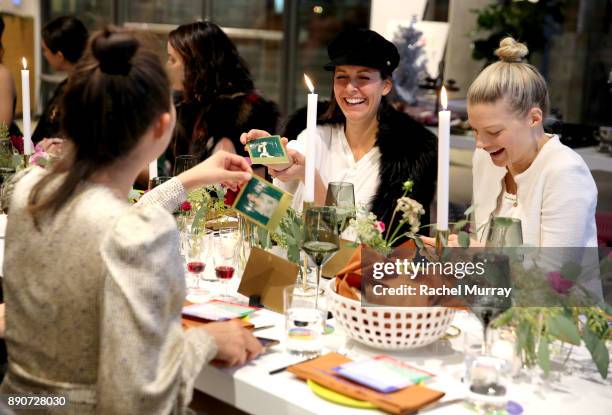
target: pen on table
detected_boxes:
[268,356,319,375]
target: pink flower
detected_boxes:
[376,221,385,233]
[180,201,192,212]
[547,271,575,295]
[28,146,50,168]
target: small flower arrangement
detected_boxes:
[349,179,425,255]
[182,184,231,232]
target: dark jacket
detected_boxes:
[283,102,437,239]
[31,79,67,143]
[169,91,279,166]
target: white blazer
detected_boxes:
[472,135,598,247]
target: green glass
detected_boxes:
[486,217,523,248]
[302,207,340,302]
[173,155,198,176]
[324,182,356,234]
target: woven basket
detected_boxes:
[326,278,455,350]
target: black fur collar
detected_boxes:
[282,103,437,240]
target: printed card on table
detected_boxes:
[332,355,434,393]
[231,176,292,232]
[246,135,289,165]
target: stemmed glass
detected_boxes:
[212,227,241,302]
[471,217,521,354]
[324,181,356,235]
[302,207,340,302]
[485,217,523,248]
[174,155,197,176]
[181,229,212,297]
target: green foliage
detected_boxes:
[186,185,230,232]
[495,307,610,379]
[0,123,8,140]
[470,0,565,64]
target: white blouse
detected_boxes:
[472,135,598,247]
[275,124,381,211]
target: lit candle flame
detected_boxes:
[304,74,314,93]
[440,86,448,110]
[22,57,28,70]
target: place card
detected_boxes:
[246,135,290,165]
[231,176,292,233]
[238,247,299,312]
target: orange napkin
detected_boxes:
[288,353,444,415]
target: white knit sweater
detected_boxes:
[472,135,598,247]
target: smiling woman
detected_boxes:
[263,29,438,240]
[468,37,598,248]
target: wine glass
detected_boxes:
[181,229,212,297]
[486,217,523,248]
[212,227,241,302]
[325,181,356,234]
[148,176,172,190]
[302,207,340,302]
[470,218,522,354]
[173,155,197,176]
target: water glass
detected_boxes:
[463,331,511,412]
[284,285,326,357]
[148,175,172,190]
[325,181,356,234]
[174,155,198,176]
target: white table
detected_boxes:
[194,308,612,415]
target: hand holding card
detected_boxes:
[246,135,290,166]
[231,176,292,232]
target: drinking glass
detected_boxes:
[284,284,326,357]
[148,175,172,190]
[325,181,356,234]
[181,229,212,295]
[486,217,523,248]
[302,207,340,302]
[212,227,240,302]
[174,155,197,176]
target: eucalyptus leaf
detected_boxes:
[537,337,550,377]
[458,231,470,248]
[560,262,581,282]
[190,207,208,232]
[414,236,424,249]
[547,314,581,346]
[453,220,469,232]
[464,205,475,217]
[583,326,609,379]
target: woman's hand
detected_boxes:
[240,129,294,173]
[202,320,263,366]
[269,149,305,183]
[178,151,252,192]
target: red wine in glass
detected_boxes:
[187,261,206,273]
[215,266,235,280]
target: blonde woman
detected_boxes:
[425,37,597,248]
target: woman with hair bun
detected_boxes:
[0,27,261,413]
[426,37,597,248]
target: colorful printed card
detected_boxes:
[182,300,258,322]
[332,355,434,393]
[231,176,292,232]
[246,135,289,165]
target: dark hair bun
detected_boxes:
[92,28,139,75]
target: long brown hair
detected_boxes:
[28,27,171,223]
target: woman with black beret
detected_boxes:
[242,28,437,235]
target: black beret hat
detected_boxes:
[324,29,399,76]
